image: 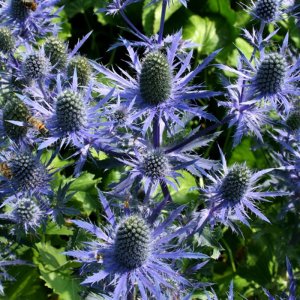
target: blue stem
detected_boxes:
[153,114,160,148]
[119,9,150,44]
[158,0,168,44]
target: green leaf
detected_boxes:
[33,243,83,300]
[45,222,74,236]
[69,172,102,215]
[183,15,219,54]
[142,0,183,35]
[4,267,48,300]
[169,170,199,204]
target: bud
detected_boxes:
[67,56,91,86]
[23,53,49,80]
[3,96,29,140]
[139,52,172,105]
[113,109,127,124]
[142,150,169,180]
[56,90,87,132]
[44,37,67,70]
[114,215,150,269]
[0,27,15,53]
[220,165,251,202]
[254,0,279,23]
[254,53,286,95]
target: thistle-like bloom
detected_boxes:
[24,73,112,151]
[113,133,218,196]
[0,147,53,197]
[247,0,288,24]
[218,35,300,113]
[219,73,272,146]
[0,27,15,54]
[0,0,62,40]
[0,196,49,236]
[196,151,287,230]
[66,193,208,299]
[94,33,220,134]
[263,258,296,300]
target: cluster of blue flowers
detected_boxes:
[0,0,298,298]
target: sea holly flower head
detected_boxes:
[219,73,272,146]
[0,147,53,197]
[94,32,221,134]
[197,151,287,231]
[67,55,92,87]
[66,192,208,299]
[218,34,300,113]
[0,0,62,40]
[0,196,49,237]
[44,36,68,71]
[0,27,15,54]
[113,133,218,197]
[247,0,293,24]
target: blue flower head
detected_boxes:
[0,147,53,197]
[66,193,208,299]
[196,151,287,231]
[0,0,62,40]
[246,0,295,24]
[0,195,49,237]
[94,33,220,134]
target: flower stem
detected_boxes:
[158,0,168,44]
[148,180,173,224]
[153,114,160,148]
[119,9,149,44]
[165,115,233,154]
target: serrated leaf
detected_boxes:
[45,222,73,236]
[33,243,83,300]
[169,170,199,204]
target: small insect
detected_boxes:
[0,162,12,179]
[26,116,49,136]
[94,251,102,262]
[22,0,38,11]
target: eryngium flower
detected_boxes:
[197,152,287,230]
[2,95,29,140]
[0,0,61,40]
[94,32,220,134]
[253,53,287,96]
[113,133,217,197]
[0,27,15,53]
[218,35,300,112]
[44,36,67,70]
[0,149,52,196]
[23,51,50,81]
[0,196,48,235]
[66,193,208,299]
[67,55,92,86]
[56,90,87,132]
[139,52,172,105]
[252,0,280,23]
